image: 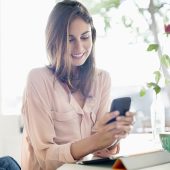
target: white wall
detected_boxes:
[0,115,22,165]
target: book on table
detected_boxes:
[77,149,170,170]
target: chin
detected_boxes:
[72,57,88,66]
[72,61,86,67]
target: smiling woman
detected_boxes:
[0,0,163,115]
[20,1,135,170]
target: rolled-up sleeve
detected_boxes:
[22,69,76,169]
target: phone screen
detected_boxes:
[107,97,131,124]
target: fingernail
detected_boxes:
[114,111,119,115]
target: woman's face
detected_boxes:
[68,17,93,67]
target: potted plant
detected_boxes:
[140,24,170,139]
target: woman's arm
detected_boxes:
[70,110,135,160]
[70,112,122,160]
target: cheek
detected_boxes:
[67,45,73,53]
[86,40,93,53]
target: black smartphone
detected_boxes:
[107,97,131,124]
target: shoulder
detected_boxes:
[28,66,51,78]
[26,66,54,88]
[23,67,54,109]
[95,68,111,82]
[27,67,53,82]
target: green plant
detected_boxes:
[140,24,170,96]
[82,0,170,96]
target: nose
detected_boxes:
[74,40,83,52]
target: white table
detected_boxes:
[58,163,170,170]
[58,133,167,170]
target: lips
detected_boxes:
[72,52,85,59]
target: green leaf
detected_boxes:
[147,44,159,52]
[153,71,161,84]
[161,54,170,68]
[122,15,133,27]
[147,82,157,88]
[153,85,161,94]
[147,82,161,94]
[139,88,146,97]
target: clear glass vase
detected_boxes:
[150,92,165,140]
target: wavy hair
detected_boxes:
[46,0,96,97]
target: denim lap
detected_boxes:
[0,156,20,170]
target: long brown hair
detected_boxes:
[46,0,96,97]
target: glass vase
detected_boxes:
[150,92,165,140]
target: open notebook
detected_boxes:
[77,149,170,170]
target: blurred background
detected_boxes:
[0,0,170,165]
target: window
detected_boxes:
[0,0,54,114]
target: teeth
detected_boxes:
[72,53,84,58]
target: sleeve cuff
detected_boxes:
[46,142,77,163]
[62,142,77,163]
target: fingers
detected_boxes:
[117,111,136,125]
[98,111,120,126]
[104,111,119,124]
[126,111,136,116]
[126,112,136,124]
[94,149,111,158]
[92,111,119,133]
[103,112,136,134]
[94,143,120,158]
[113,125,132,139]
[112,112,136,138]
[107,142,120,154]
[94,112,136,151]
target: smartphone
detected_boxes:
[106,97,131,124]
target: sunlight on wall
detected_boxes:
[1,0,54,114]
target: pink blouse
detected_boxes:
[21,67,113,170]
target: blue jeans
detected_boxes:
[0,156,21,170]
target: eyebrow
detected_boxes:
[69,31,91,37]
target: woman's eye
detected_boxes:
[69,38,75,42]
[81,35,89,40]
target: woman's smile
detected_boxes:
[71,52,85,59]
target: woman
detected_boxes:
[21,0,135,170]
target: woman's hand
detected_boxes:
[92,111,135,155]
[93,143,120,158]
[114,111,135,138]
[92,111,120,133]
[70,111,135,160]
